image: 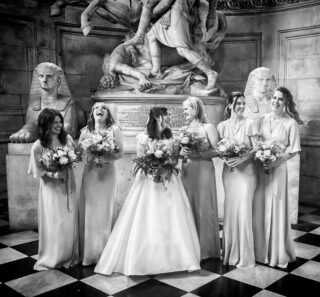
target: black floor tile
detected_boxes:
[0,284,24,297]
[200,257,236,275]
[36,281,108,297]
[0,242,7,249]
[11,240,39,256]
[257,257,308,273]
[0,257,37,282]
[192,276,261,297]
[113,279,187,297]
[312,254,320,262]
[291,222,319,232]
[294,233,320,247]
[267,274,320,297]
[310,209,320,216]
[59,264,96,280]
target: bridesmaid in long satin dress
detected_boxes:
[180,96,220,260]
[217,92,258,267]
[28,108,79,271]
[78,102,123,266]
[253,87,302,268]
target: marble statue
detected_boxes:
[50,0,227,96]
[244,67,300,224]
[243,67,277,120]
[10,63,78,143]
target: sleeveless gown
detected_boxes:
[94,133,200,276]
[181,125,220,260]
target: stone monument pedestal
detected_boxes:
[7,93,227,229]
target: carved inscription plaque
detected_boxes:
[117,104,187,129]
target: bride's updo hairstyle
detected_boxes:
[146,106,172,140]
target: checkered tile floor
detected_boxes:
[0,205,320,297]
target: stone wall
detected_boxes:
[220,3,320,206]
[1,1,320,206]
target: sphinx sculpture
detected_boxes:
[10,63,80,143]
[243,67,277,120]
[50,0,227,96]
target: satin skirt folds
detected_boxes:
[79,160,117,266]
[253,162,296,268]
[94,172,201,276]
[222,160,256,267]
[34,169,79,271]
[181,158,220,259]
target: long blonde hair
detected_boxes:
[183,96,208,123]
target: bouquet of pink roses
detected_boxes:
[178,129,208,163]
[254,140,286,174]
[40,146,78,175]
[217,138,250,171]
[133,139,179,186]
[81,131,119,167]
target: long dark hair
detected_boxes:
[225,91,245,119]
[146,106,172,140]
[275,87,303,125]
[38,108,67,148]
[87,103,115,132]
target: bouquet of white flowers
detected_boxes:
[40,146,78,174]
[217,138,250,171]
[81,131,119,167]
[178,129,208,163]
[133,139,179,186]
[254,140,286,174]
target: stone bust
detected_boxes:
[244,67,277,121]
[10,62,78,143]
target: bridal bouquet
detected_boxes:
[40,146,79,174]
[217,138,250,171]
[81,131,119,167]
[178,129,208,163]
[254,140,286,174]
[133,139,179,186]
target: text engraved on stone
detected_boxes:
[118,105,187,129]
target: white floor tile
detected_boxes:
[291,260,320,282]
[0,247,27,265]
[253,289,286,297]
[294,242,320,259]
[310,227,320,235]
[291,230,306,240]
[299,214,320,225]
[0,231,38,246]
[299,206,318,214]
[155,269,220,292]
[6,269,76,297]
[224,265,287,289]
[81,273,149,295]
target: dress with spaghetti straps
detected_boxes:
[181,124,220,259]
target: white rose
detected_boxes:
[264,150,271,157]
[57,150,65,157]
[260,156,266,162]
[219,145,227,152]
[59,157,68,165]
[181,137,190,145]
[154,150,164,158]
[270,155,276,162]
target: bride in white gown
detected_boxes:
[94,106,200,276]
